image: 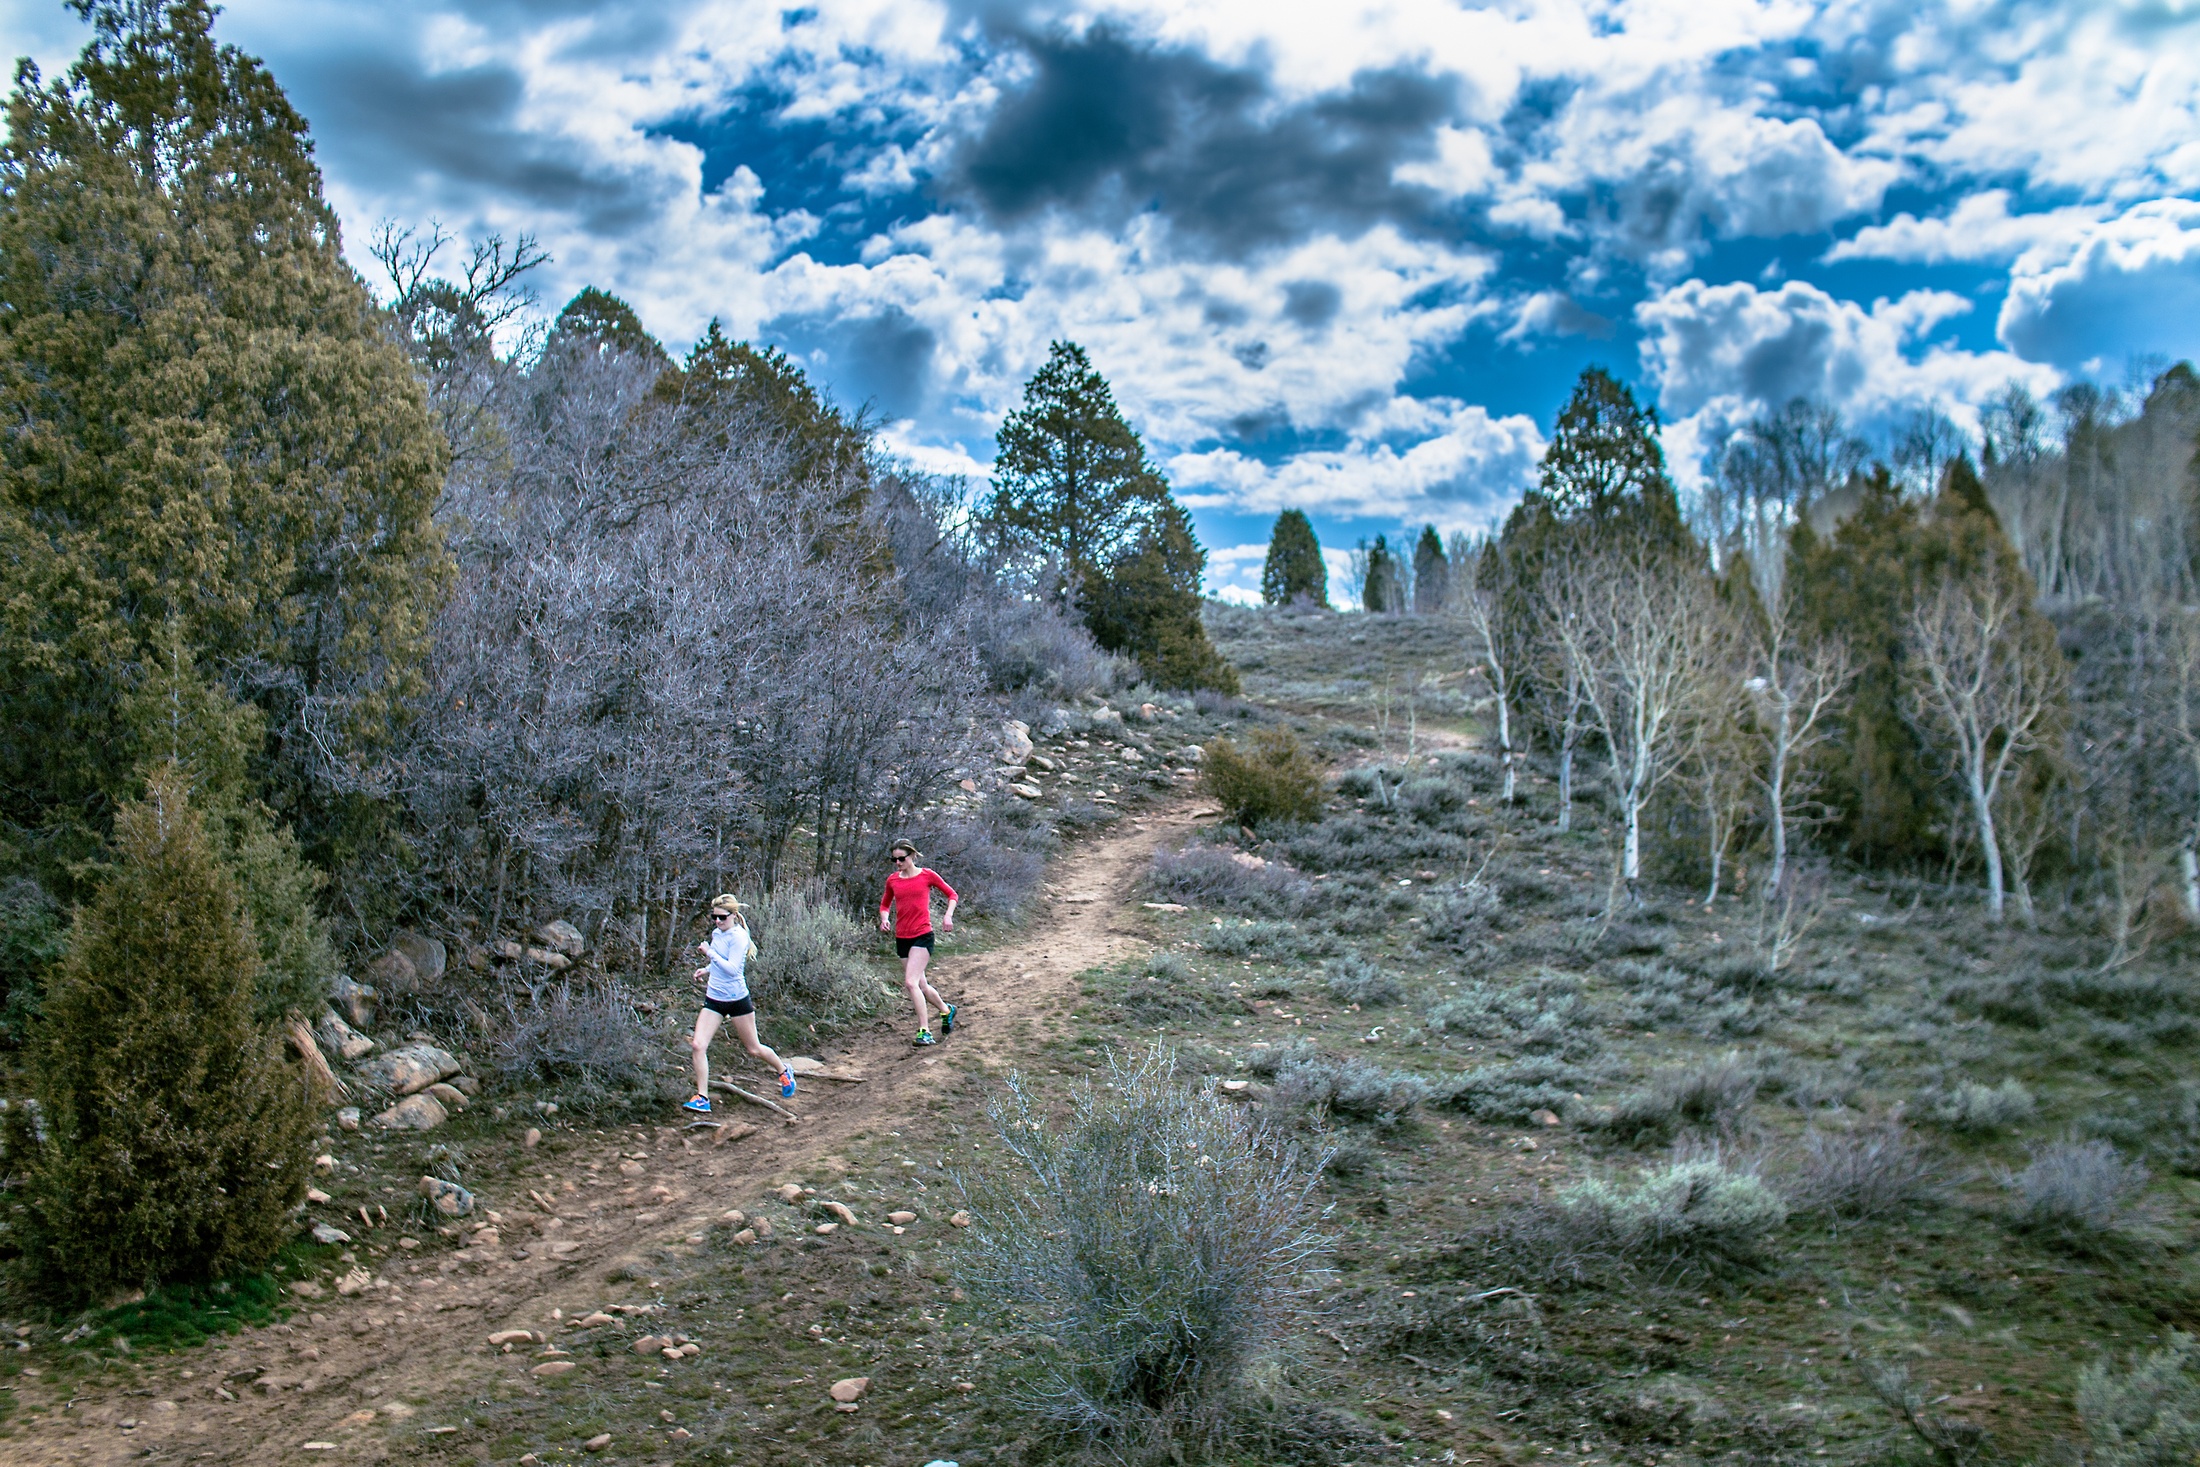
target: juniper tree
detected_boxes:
[0,0,449,883]
[14,768,312,1305]
[1412,525,1450,613]
[1261,509,1327,605]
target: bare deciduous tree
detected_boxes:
[1451,533,1526,803]
[1902,564,2066,922]
[1743,588,1854,896]
[1547,536,1726,898]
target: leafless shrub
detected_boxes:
[2005,1137,2149,1235]
[953,1044,1331,1463]
[1786,1121,1942,1219]
[482,978,664,1114]
[2078,1330,2200,1467]
[897,810,1051,924]
[746,887,881,1039]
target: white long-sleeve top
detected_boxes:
[703,925,753,1003]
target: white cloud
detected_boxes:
[1826,190,2108,265]
[1636,276,2058,484]
[1998,198,2200,373]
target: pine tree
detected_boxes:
[1361,536,1402,613]
[0,1,450,881]
[15,767,312,1305]
[987,343,1234,689]
[550,287,669,367]
[1537,367,1682,529]
[1261,510,1327,605]
[1413,525,1450,613]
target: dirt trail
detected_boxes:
[15,801,1206,1466]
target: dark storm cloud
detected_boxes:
[1281,280,1342,329]
[290,51,663,234]
[766,305,939,419]
[943,24,1462,255]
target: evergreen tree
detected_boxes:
[1538,367,1682,528]
[14,767,312,1305]
[1261,510,1327,605]
[987,342,1234,689]
[550,287,669,367]
[1361,535,1402,613]
[1413,525,1450,613]
[0,1,450,883]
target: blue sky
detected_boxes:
[6,0,2198,604]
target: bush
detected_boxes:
[1548,1148,1789,1273]
[1145,951,1191,983]
[0,877,64,1045]
[1270,1051,1431,1123]
[1323,957,1402,1007]
[1197,919,1333,960]
[900,811,1050,923]
[10,769,313,1306]
[1932,1078,2036,1132]
[1424,972,1593,1056]
[1437,1055,1589,1124]
[1144,844,1312,917]
[2006,1138,2149,1235]
[1199,729,1323,829]
[747,888,882,1041]
[954,1045,1329,1460]
[483,978,663,1115]
[1425,880,1501,947]
[2078,1331,2200,1467]
[1786,1122,1941,1219]
[1596,1054,1759,1147]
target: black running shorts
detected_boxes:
[702,994,754,1018]
[895,932,935,959]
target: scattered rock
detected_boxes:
[355,1043,461,1098]
[1530,1109,1562,1127]
[1119,745,1144,762]
[1183,744,1204,762]
[999,720,1034,764]
[329,974,378,1030]
[392,931,447,986]
[731,1228,757,1246]
[830,1377,869,1404]
[523,1127,542,1149]
[314,1008,376,1062]
[1219,1079,1251,1097]
[1143,901,1186,912]
[583,1432,612,1452]
[333,1107,360,1132]
[305,1186,332,1204]
[1137,702,1158,722]
[1025,753,1057,772]
[753,1216,773,1239]
[957,778,977,793]
[817,1200,857,1225]
[314,1152,335,1171]
[669,1428,692,1442]
[813,1222,838,1235]
[288,1280,325,1300]
[1009,782,1043,800]
[676,1343,700,1358]
[782,1056,829,1075]
[425,1082,467,1112]
[633,1336,665,1355]
[338,1410,375,1428]
[774,1183,806,1204]
[538,920,585,958]
[887,1210,916,1225]
[576,1312,615,1328]
[531,1360,576,1379]
[370,1093,448,1131]
[546,1240,583,1258]
[364,948,418,995]
[463,943,495,973]
[467,1228,501,1248]
[488,1330,539,1347]
[310,1223,351,1246]
[619,1160,645,1178]
[418,1176,474,1217]
[334,1267,373,1297]
[449,1073,481,1096]
[523,946,571,970]
[949,1210,972,1227]
[720,1209,747,1226]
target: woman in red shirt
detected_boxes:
[879,839,959,1046]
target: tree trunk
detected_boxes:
[1766,704,1790,894]
[2180,845,2199,923]
[1494,692,1516,803]
[1970,762,2006,922]
[285,1017,349,1105]
[1556,742,1573,833]
[1622,787,1642,887]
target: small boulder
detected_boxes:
[334,1267,373,1296]
[333,1106,361,1131]
[364,948,418,995]
[721,1209,747,1226]
[949,1210,972,1228]
[887,1210,916,1225]
[583,1433,612,1452]
[425,1081,467,1112]
[355,1043,461,1097]
[531,1360,576,1379]
[999,720,1034,764]
[488,1330,539,1347]
[830,1377,869,1404]
[782,1056,827,1075]
[1137,702,1158,722]
[329,974,377,1030]
[1026,753,1058,773]
[523,1127,542,1149]
[632,1336,664,1355]
[1010,782,1043,800]
[392,931,446,986]
[315,1008,376,1062]
[370,1093,447,1131]
[288,1280,325,1299]
[816,1200,857,1225]
[731,1228,757,1245]
[418,1176,474,1217]
[538,920,586,958]
[813,1222,838,1235]
[305,1186,332,1204]
[449,1073,482,1097]
[1530,1108,1562,1128]
[523,946,572,970]
[1183,744,1204,762]
[310,1222,351,1245]
[619,1160,646,1178]
[774,1183,806,1204]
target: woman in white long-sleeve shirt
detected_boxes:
[683,894,796,1114]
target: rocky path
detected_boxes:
[12,801,1203,1466]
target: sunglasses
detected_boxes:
[891,853,913,863]
[710,910,733,921]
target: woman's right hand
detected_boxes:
[691,967,707,984]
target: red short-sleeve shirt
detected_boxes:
[880,869,958,939]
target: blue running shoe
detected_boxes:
[941,1003,958,1035]
[913,1029,938,1047]
[681,1093,712,1114]
[779,1068,798,1099]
